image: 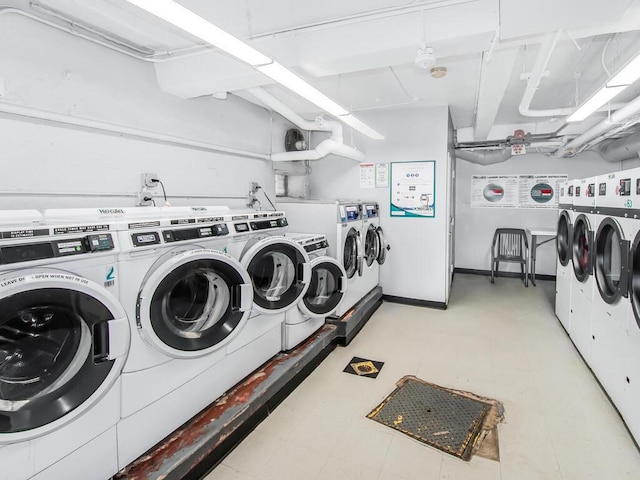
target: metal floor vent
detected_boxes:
[367,376,494,460]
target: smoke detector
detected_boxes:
[414,46,436,70]
[430,66,447,79]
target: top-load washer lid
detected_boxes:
[299,256,347,319]
[594,217,629,305]
[364,224,379,267]
[556,210,572,267]
[240,236,311,315]
[572,214,593,282]
[343,227,363,279]
[0,270,129,443]
[137,248,253,358]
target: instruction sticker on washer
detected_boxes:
[390,161,435,218]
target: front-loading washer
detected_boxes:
[0,210,129,480]
[115,208,255,470]
[570,176,598,366]
[282,233,347,350]
[590,171,635,412]
[361,202,387,296]
[555,179,575,332]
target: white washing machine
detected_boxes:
[278,200,368,318]
[282,233,347,350]
[570,176,598,367]
[555,180,575,332]
[0,210,129,480]
[361,202,388,295]
[224,211,311,357]
[108,207,255,470]
[590,171,636,412]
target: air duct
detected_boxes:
[248,88,366,162]
[598,132,640,162]
[455,148,512,165]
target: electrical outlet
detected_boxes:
[142,172,159,188]
[137,190,154,206]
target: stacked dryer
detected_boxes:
[570,176,598,366]
[555,180,575,332]
[283,233,347,350]
[1,209,129,480]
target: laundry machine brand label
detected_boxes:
[128,221,160,229]
[53,224,110,235]
[0,228,49,239]
[97,208,125,215]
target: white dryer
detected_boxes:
[282,233,347,350]
[555,180,575,332]
[570,176,598,367]
[111,208,254,470]
[224,211,311,357]
[0,210,129,480]
[361,202,387,295]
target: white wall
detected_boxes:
[300,106,452,304]
[454,151,639,276]
[0,12,282,211]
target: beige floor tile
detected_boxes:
[439,455,501,480]
[317,456,380,480]
[379,435,443,479]
[258,440,328,480]
[329,422,394,471]
[220,430,283,477]
[203,464,257,480]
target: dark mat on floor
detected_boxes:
[343,356,384,378]
[367,376,504,461]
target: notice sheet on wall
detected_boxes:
[376,163,389,188]
[359,163,375,188]
[471,174,568,208]
[390,161,436,218]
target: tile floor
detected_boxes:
[205,274,640,480]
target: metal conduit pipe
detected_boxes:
[455,148,512,165]
[555,93,640,157]
[519,31,574,118]
[598,132,640,162]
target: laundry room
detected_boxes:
[2,1,640,480]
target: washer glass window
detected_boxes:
[556,211,571,266]
[303,261,344,315]
[364,225,379,267]
[572,215,592,282]
[595,221,623,302]
[343,228,359,278]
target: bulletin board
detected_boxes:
[390,161,436,218]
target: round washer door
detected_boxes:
[343,227,363,279]
[629,230,640,329]
[0,270,129,443]
[556,210,572,267]
[376,226,387,265]
[298,256,347,319]
[364,224,379,267]
[241,236,311,315]
[137,248,253,358]
[595,217,629,304]
[572,214,593,282]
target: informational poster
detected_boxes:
[375,163,389,188]
[471,174,568,209]
[359,163,375,188]
[390,161,436,218]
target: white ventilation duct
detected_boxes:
[455,148,512,165]
[598,132,640,162]
[248,88,366,162]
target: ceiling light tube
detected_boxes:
[257,62,349,116]
[567,85,627,122]
[338,114,385,140]
[607,52,640,87]
[125,0,271,66]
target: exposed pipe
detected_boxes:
[598,132,640,162]
[455,148,512,165]
[248,88,366,162]
[519,31,574,118]
[0,101,270,160]
[556,93,640,156]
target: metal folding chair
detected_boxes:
[491,228,529,287]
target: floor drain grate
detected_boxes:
[367,376,498,460]
[343,356,384,379]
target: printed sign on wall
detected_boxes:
[471,174,568,208]
[390,161,436,218]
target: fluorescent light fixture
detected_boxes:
[567,85,626,122]
[257,62,349,116]
[567,50,640,123]
[124,0,271,66]
[125,0,385,140]
[338,114,385,140]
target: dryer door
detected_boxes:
[364,224,379,267]
[595,217,629,304]
[343,227,362,279]
[629,230,640,329]
[376,226,388,265]
[241,236,311,315]
[298,257,347,319]
[556,210,572,267]
[572,214,594,282]
[137,249,253,358]
[0,271,128,443]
